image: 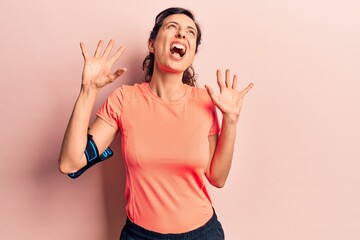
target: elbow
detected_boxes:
[58,160,73,174]
[58,156,82,174]
[207,174,227,188]
[59,164,70,174]
[211,179,226,188]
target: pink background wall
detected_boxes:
[1,0,359,239]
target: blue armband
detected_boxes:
[68,134,113,179]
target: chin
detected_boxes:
[159,64,186,74]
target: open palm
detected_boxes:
[80,39,127,89]
[205,69,253,117]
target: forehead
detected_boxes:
[162,14,196,29]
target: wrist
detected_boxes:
[80,84,100,97]
[222,113,240,124]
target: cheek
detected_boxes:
[189,40,197,54]
[187,49,196,61]
[156,37,170,52]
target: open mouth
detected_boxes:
[170,43,186,58]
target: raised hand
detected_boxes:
[205,69,253,118]
[80,39,127,90]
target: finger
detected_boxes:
[94,40,104,58]
[232,74,238,90]
[80,42,89,59]
[102,39,114,59]
[110,46,125,64]
[205,84,214,96]
[115,68,127,78]
[225,69,231,88]
[205,85,220,106]
[241,83,254,95]
[216,69,225,89]
[109,68,127,82]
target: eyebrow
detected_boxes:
[165,21,197,34]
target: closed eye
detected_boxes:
[188,29,196,36]
[167,23,178,29]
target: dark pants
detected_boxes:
[120,209,225,240]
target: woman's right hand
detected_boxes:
[80,39,127,90]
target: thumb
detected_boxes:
[241,82,254,95]
[205,85,215,97]
[109,68,127,82]
[204,85,218,104]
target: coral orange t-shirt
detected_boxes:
[96,82,220,233]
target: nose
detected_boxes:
[176,30,186,39]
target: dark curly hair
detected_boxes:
[142,7,202,87]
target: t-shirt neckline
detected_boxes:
[144,82,190,105]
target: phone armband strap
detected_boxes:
[68,134,113,179]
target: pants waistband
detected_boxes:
[124,209,219,240]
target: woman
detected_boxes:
[59,7,253,240]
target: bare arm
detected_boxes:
[205,69,253,188]
[58,40,126,174]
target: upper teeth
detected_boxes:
[172,43,185,50]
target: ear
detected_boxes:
[148,40,155,53]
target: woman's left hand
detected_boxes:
[205,69,253,119]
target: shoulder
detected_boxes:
[111,82,148,101]
[119,82,146,94]
[189,86,213,105]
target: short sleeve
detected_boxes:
[209,104,220,136]
[96,87,124,130]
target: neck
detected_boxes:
[149,68,186,101]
